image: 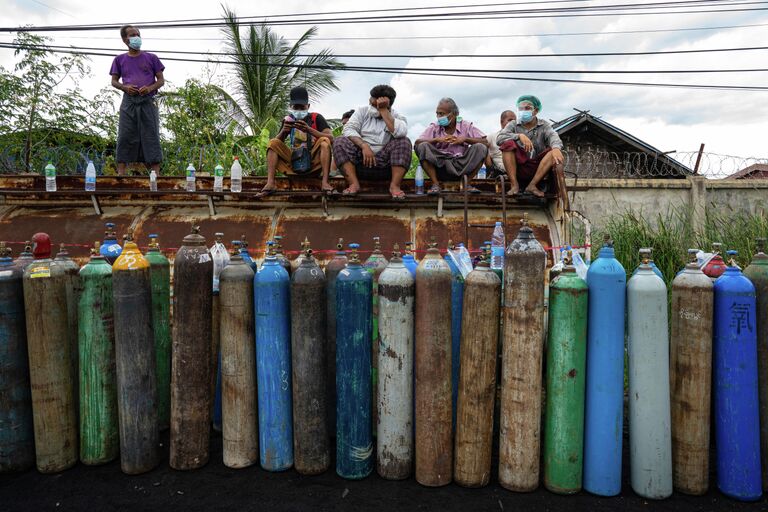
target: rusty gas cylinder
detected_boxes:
[454,252,501,488]
[23,233,78,473]
[499,213,547,492]
[170,226,214,470]
[324,238,347,437]
[52,243,81,416]
[291,238,330,475]
[219,241,257,469]
[414,237,453,487]
[112,231,159,474]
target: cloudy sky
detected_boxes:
[2,0,767,171]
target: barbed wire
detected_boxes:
[1,142,766,179]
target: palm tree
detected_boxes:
[220,7,344,136]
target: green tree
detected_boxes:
[219,7,345,136]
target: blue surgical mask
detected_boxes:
[518,110,534,123]
[128,36,142,50]
[437,116,450,127]
[290,109,309,120]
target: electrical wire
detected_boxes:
[1,42,765,91]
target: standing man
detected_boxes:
[496,95,564,197]
[414,98,488,194]
[332,85,412,199]
[110,25,165,176]
[486,110,516,178]
[258,86,334,196]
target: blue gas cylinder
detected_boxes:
[403,242,418,278]
[254,242,293,471]
[583,235,627,496]
[713,252,762,501]
[100,222,122,265]
[444,244,464,430]
[239,236,257,271]
[336,243,374,479]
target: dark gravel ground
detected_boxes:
[1,429,766,512]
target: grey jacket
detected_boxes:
[496,117,564,155]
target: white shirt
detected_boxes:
[487,129,504,170]
[342,105,408,154]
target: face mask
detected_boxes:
[128,36,142,50]
[437,116,450,127]
[518,110,534,123]
[369,105,381,118]
[290,109,309,120]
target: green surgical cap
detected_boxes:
[517,95,542,111]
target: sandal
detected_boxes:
[390,190,406,200]
[321,186,336,196]
[256,187,276,198]
[342,187,358,196]
[427,184,441,196]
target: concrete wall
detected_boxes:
[566,177,768,231]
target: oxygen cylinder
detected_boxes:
[744,238,768,491]
[670,249,713,495]
[444,240,464,430]
[403,241,418,278]
[627,248,672,499]
[291,239,329,474]
[112,231,159,474]
[239,234,257,271]
[211,232,229,432]
[256,242,294,472]
[273,235,292,276]
[335,243,374,479]
[77,242,118,465]
[415,238,453,487]
[376,244,414,480]
[363,236,388,431]
[324,238,347,437]
[499,213,546,492]
[583,234,627,496]
[0,243,34,473]
[703,243,727,282]
[454,253,501,488]
[631,247,664,280]
[100,222,122,265]
[23,232,77,473]
[52,243,81,416]
[219,241,257,469]
[13,241,33,271]
[713,251,762,501]
[170,226,214,470]
[144,234,171,430]
[543,250,588,494]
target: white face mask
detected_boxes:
[368,105,382,118]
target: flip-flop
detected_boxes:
[342,188,358,196]
[427,185,441,196]
[391,190,406,200]
[256,187,276,197]
[322,187,336,195]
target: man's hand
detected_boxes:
[138,85,151,95]
[445,135,467,145]
[551,147,564,165]
[518,134,534,152]
[125,85,139,96]
[362,144,376,167]
[375,97,390,110]
[293,120,310,133]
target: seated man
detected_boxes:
[330,109,356,177]
[414,98,488,194]
[332,84,412,199]
[496,95,564,197]
[259,86,333,196]
[486,110,516,178]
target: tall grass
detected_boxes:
[602,205,768,285]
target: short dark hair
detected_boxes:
[369,84,396,106]
[342,109,355,120]
[120,25,139,39]
[501,109,515,120]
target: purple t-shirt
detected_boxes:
[109,52,164,96]
[418,119,486,157]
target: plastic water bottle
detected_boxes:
[213,163,224,193]
[491,221,505,270]
[477,165,487,180]
[149,170,158,191]
[230,157,242,193]
[45,162,57,192]
[415,164,424,195]
[85,160,96,191]
[186,163,196,192]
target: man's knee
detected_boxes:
[468,143,488,157]
[267,138,284,152]
[390,137,413,168]
[414,141,431,159]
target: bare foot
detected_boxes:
[507,183,520,196]
[342,184,360,195]
[525,185,545,197]
[257,182,276,197]
[321,181,334,194]
[389,186,405,199]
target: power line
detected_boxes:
[1,43,765,91]
[10,41,768,61]
[3,0,765,32]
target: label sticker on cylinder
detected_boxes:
[0,270,12,278]
[199,253,211,264]
[29,266,50,278]
[424,259,443,270]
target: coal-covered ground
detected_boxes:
[1,428,764,512]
